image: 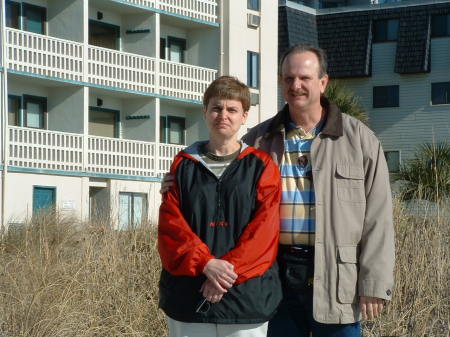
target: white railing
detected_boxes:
[8,127,84,171]
[160,60,216,102]
[7,127,184,178]
[122,0,157,8]
[122,0,217,23]
[5,28,83,82]
[88,46,156,93]
[87,136,156,177]
[6,29,217,102]
[158,0,217,23]
[158,143,185,177]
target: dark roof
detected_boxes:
[279,2,450,78]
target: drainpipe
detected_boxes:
[219,0,224,75]
[1,0,9,231]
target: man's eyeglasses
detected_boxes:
[195,298,211,314]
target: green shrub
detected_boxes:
[399,142,450,203]
[324,81,368,124]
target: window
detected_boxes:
[431,82,450,105]
[384,151,400,173]
[33,186,56,215]
[6,1,20,29]
[160,116,186,145]
[23,95,46,128]
[23,3,46,34]
[89,20,120,50]
[168,37,186,63]
[247,0,260,10]
[8,95,21,126]
[373,85,399,108]
[119,192,147,230]
[89,107,120,138]
[373,19,399,42]
[247,51,259,89]
[431,14,450,37]
[160,38,166,59]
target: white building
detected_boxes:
[0,0,278,228]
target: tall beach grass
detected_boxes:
[0,199,448,337]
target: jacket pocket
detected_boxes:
[337,246,358,304]
[335,163,365,203]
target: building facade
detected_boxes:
[279,0,450,172]
[0,0,278,228]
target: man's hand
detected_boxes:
[203,259,237,292]
[200,279,226,303]
[160,173,175,194]
[360,296,385,320]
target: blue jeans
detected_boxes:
[267,246,361,337]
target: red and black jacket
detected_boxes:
[158,142,282,323]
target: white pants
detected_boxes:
[167,317,268,337]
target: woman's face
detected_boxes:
[203,98,248,140]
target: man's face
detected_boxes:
[203,98,248,139]
[280,51,328,112]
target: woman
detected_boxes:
[158,76,282,337]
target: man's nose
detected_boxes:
[291,78,302,90]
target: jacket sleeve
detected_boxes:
[358,126,395,300]
[220,156,281,284]
[158,155,214,276]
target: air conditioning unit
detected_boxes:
[247,14,260,28]
[250,92,260,106]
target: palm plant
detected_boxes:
[324,81,368,124]
[399,142,450,203]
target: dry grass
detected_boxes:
[0,200,448,337]
[0,212,167,337]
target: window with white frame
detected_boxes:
[247,51,260,89]
[118,192,147,230]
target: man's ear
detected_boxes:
[320,74,329,94]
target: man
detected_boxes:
[242,45,394,337]
[162,45,395,337]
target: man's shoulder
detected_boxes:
[242,116,276,144]
[341,113,375,138]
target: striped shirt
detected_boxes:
[279,117,324,246]
[198,143,241,178]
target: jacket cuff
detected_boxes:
[359,279,393,301]
[197,254,214,275]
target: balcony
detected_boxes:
[5,28,217,103]
[8,127,184,178]
[123,0,218,24]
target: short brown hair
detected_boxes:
[203,76,250,112]
[279,45,328,78]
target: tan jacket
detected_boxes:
[242,98,395,324]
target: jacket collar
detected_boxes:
[264,96,343,139]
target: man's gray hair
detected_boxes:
[279,45,328,78]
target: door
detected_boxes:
[33,186,56,214]
[89,108,119,138]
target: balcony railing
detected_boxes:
[158,0,217,23]
[6,28,217,102]
[6,29,84,82]
[122,0,217,23]
[88,45,156,93]
[8,127,184,179]
[160,60,216,102]
[8,127,84,171]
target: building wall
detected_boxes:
[48,0,84,42]
[5,172,84,223]
[122,13,155,57]
[122,97,155,142]
[48,86,84,133]
[341,38,450,161]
